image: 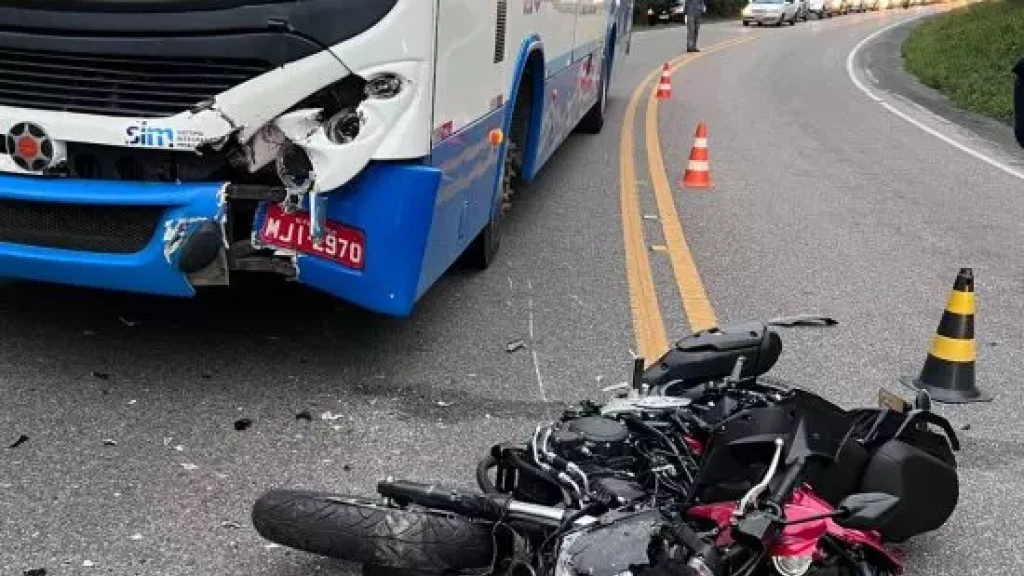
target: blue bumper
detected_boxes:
[0,162,444,317]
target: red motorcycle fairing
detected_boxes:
[685,487,903,573]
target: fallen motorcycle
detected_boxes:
[251,320,961,576]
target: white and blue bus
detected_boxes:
[0,0,633,316]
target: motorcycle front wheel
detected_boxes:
[252,489,496,572]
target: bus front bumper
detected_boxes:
[0,162,443,317]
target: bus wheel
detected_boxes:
[464,140,513,270]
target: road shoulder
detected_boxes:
[858,15,1023,163]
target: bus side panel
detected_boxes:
[508,0,580,78]
[416,0,509,297]
[432,0,505,140]
[575,0,612,64]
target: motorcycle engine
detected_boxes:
[544,416,648,505]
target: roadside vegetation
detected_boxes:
[902,0,1024,123]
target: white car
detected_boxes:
[742,0,801,25]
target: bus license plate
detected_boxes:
[258,204,365,270]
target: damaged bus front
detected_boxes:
[0,0,442,316]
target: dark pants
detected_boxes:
[686,12,700,50]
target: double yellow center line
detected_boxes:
[618,12,908,363]
[619,36,754,363]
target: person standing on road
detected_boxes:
[685,0,706,53]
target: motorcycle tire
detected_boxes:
[252,489,496,573]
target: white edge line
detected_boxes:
[531,349,547,402]
[846,14,1024,182]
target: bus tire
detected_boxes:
[578,39,612,134]
[466,77,530,270]
[251,490,495,572]
[465,165,505,270]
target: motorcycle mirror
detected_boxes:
[834,493,901,531]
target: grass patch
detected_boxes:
[902,0,1024,123]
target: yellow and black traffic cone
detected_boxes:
[905,268,992,404]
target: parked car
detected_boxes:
[742,0,801,25]
[649,0,686,24]
[825,0,848,13]
[794,0,811,20]
[847,0,865,11]
[808,0,828,17]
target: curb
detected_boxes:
[858,14,1022,159]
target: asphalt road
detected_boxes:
[2,6,1022,576]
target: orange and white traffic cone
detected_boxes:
[656,63,672,100]
[680,122,712,189]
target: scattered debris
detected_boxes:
[9,435,28,449]
[181,463,198,471]
[91,371,110,381]
[234,419,253,431]
[295,410,313,422]
[163,437,172,446]
[767,314,839,327]
[320,411,344,421]
[118,316,140,327]
[221,521,242,529]
[23,569,46,576]
[962,423,971,431]
[506,339,527,353]
[436,401,452,407]
[102,439,118,446]
[82,560,95,568]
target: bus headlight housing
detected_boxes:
[324,107,365,145]
[275,141,315,195]
[364,72,405,100]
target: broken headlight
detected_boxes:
[275,141,315,194]
[323,107,364,145]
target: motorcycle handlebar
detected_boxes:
[377,479,597,529]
